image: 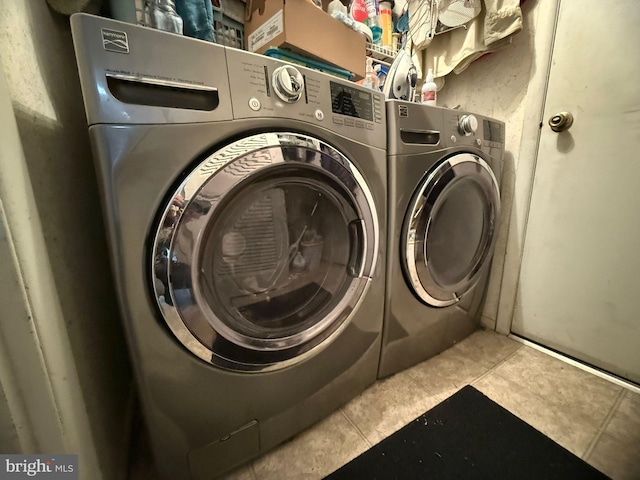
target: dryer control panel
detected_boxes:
[443,108,505,152]
[226,48,386,151]
[386,100,505,158]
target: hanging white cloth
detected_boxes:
[408,0,523,85]
[408,0,438,50]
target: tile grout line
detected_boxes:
[581,388,626,461]
[476,343,627,460]
[339,408,373,448]
[404,370,444,399]
[249,461,258,480]
[405,367,463,400]
[471,343,524,385]
[508,334,640,394]
[404,336,525,396]
[480,343,622,427]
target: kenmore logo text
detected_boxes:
[101,28,129,54]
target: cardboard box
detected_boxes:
[245,0,366,79]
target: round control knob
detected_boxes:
[458,114,478,136]
[272,65,304,103]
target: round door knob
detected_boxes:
[549,111,574,132]
[272,65,304,103]
[458,114,478,136]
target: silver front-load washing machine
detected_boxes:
[379,100,503,378]
[71,14,386,479]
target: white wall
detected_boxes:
[0,2,133,478]
[435,0,558,332]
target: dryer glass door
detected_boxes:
[403,153,500,307]
[152,132,379,371]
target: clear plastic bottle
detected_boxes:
[421,68,437,106]
[363,58,380,91]
[363,0,382,44]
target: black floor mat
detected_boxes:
[325,385,609,480]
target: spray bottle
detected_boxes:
[363,58,380,91]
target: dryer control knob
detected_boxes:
[272,66,305,103]
[458,114,478,136]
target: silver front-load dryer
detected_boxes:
[379,100,503,378]
[71,14,387,479]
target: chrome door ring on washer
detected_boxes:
[152,132,379,372]
[403,153,500,307]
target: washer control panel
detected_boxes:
[225,48,386,149]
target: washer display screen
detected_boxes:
[330,82,373,121]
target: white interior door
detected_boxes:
[512,0,640,383]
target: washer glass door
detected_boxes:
[403,153,500,307]
[152,132,378,371]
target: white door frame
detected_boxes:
[496,0,561,334]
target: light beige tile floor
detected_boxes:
[130,329,640,480]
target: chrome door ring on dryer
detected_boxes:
[403,152,500,307]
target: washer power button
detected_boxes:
[315,109,324,121]
[248,97,261,111]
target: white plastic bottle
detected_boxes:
[421,68,437,106]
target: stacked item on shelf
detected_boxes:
[212,0,244,49]
[256,1,397,87]
[109,0,245,49]
[264,48,354,81]
[244,0,368,80]
[110,0,408,86]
